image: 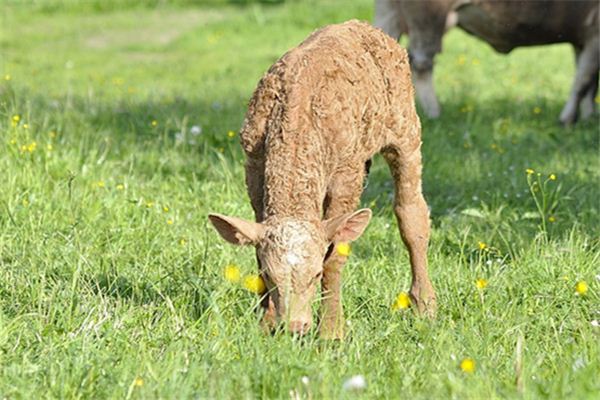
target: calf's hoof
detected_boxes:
[410,286,437,319]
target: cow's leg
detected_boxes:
[382,140,436,317]
[374,0,408,40]
[413,68,441,118]
[573,46,599,120]
[560,39,600,125]
[319,168,365,339]
[245,158,276,329]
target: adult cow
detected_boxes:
[374,0,599,125]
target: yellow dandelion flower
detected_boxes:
[116,184,124,190]
[548,215,556,223]
[145,201,154,208]
[460,358,476,373]
[10,138,16,145]
[12,114,20,123]
[134,377,144,387]
[533,106,542,114]
[478,241,487,250]
[179,238,186,246]
[46,144,53,151]
[561,275,569,281]
[23,123,29,129]
[526,168,534,175]
[20,145,27,152]
[575,281,588,295]
[243,275,266,294]
[151,120,158,127]
[476,278,488,290]
[391,292,411,310]
[549,174,556,181]
[337,242,351,257]
[96,180,105,188]
[167,219,174,225]
[224,264,241,283]
[4,74,10,81]
[27,142,37,152]
[163,206,169,212]
[22,199,29,207]
[227,130,236,138]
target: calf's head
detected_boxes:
[208,209,371,335]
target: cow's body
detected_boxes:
[375,0,599,124]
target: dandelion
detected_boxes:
[342,375,367,391]
[337,242,351,257]
[227,130,236,138]
[27,142,37,152]
[116,184,124,190]
[163,206,169,212]
[166,219,174,225]
[12,114,20,123]
[23,123,29,129]
[151,120,158,127]
[533,106,542,114]
[134,377,144,387]
[224,264,241,283]
[575,281,588,295]
[46,144,53,151]
[22,199,29,207]
[478,241,487,250]
[190,125,202,135]
[10,138,16,145]
[179,238,186,246]
[549,174,556,181]
[526,168,534,175]
[460,358,476,373]
[145,201,154,208]
[391,292,411,310]
[243,275,266,294]
[4,74,10,81]
[548,215,556,223]
[95,180,105,188]
[476,278,488,290]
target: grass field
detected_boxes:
[1,0,599,398]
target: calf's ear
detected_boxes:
[324,208,372,243]
[208,213,265,246]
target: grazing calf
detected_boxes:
[209,20,435,339]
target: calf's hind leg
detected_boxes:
[382,142,436,317]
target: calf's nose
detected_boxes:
[289,320,311,336]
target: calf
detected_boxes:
[209,20,435,339]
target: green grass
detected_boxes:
[1,1,599,398]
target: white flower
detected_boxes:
[342,375,366,391]
[301,376,309,385]
[591,320,599,328]
[190,125,202,136]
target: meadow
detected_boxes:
[0,0,598,398]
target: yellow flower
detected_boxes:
[23,123,29,129]
[548,215,556,223]
[10,138,16,145]
[134,377,144,387]
[12,114,20,123]
[533,106,542,114]
[526,168,534,175]
[179,238,186,246]
[4,74,10,81]
[116,184,124,190]
[151,120,158,127]
[391,292,411,310]
[575,281,588,295]
[337,242,351,257]
[145,201,154,208]
[476,278,488,290]
[46,144,53,151]
[549,174,556,181]
[22,199,29,207]
[224,264,241,283]
[27,142,37,152]
[460,358,476,373]
[49,131,57,139]
[163,206,169,212]
[478,241,487,250]
[243,275,266,294]
[227,130,236,138]
[166,219,174,225]
[96,180,105,188]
